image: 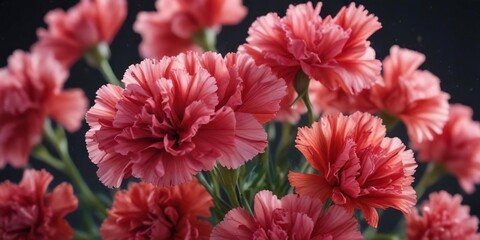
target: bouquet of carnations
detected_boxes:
[1,0,479,239]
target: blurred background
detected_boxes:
[0,0,479,233]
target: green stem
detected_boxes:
[293,70,315,126]
[85,43,121,86]
[215,166,241,209]
[275,122,292,170]
[197,172,214,193]
[239,186,253,214]
[274,122,294,196]
[363,225,378,239]
[244,166,266,192]
[31,145,65,170]
[193,28,217,52]
[369,233,400,240]
[210,171,221,200]
[73,230,92,240]
[79,200,98,237]
[224,184,240,208]
[302,92,315,126]
[322,198,332,212]
[415,162,445,200]
[260,149,274,189]
[299,156,311,173]
[97,58,121,86]
[42,120,107,217]
[196,173,231,222]
[392,218,406,239]
[62,149,107,217]
[379,112,399,132]
[236,164,252,212]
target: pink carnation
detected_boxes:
[134,0,247,58]
[86,51,286,187]
[406,191,480,240]
[309,46,451,143]
[369,46,450,143]
[412,104,480,193]
[211,190,362,239]
[0,51,88,168]
[288,112,417,227]
[100,179,213,240]
[33,0,127,67]
[309,80,376,115]
[240,2,381,122]
[0,169,78,240]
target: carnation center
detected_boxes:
[328,142,404,204]
[140,98,197,157]
[1,201,40,237]
[252,208,304,240]
[164,127,195,156]
[295,22,350,67]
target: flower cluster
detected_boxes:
[0,0,478,239]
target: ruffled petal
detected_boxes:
[46,89,88,132]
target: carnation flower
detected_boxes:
[240,2,381,122]
[369,45,450,143]
[211,190,362,239]
[134,0,247,58]
[0,169,78,240]
[406,191,480,240]
[309,80,376,115]
[86,52,286,187]
[288,112,417,227]
[411,104,480,193]
[0,51,88,168]
[33,0,127,67]
[308,46,450,143]
[100,179,213,240]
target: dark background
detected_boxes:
[1,0,479,233]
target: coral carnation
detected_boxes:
[100,179,213,240]
[211,190,362,239]
[288,112,417,227]
[412,104,480,193]
[0,169,78,240]
[369,46,450,143]
[240,2,381,122]
[134,0,247,58]
[0,51,88,168]
[86,51,286,187]
[33,0,127,67]
[406,191,480,240]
